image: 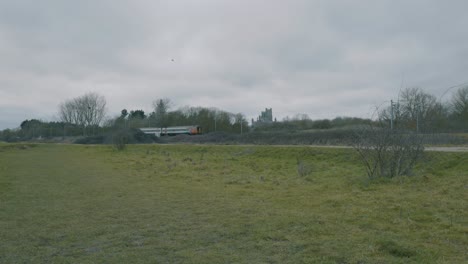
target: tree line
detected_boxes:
[378,86,468,132]
[254,86,468,133]
[1,85,467,142]
[347,86,468,180]
[111,98,249,134]
[0,93,249,141]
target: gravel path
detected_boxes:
[291,145,468,152]
[425,146,468,152]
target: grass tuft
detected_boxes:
[377,239,416,258]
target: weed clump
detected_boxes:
[297,159,313,177]
[378,240,416,258]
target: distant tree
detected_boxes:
[398,87,438,132]
[451,86,468,123]
[20,119,43,139]
[123,110,146,128]
[0,129,16,142]
[152,98,171,126]
[121,109,128,118]
[312,119,332,129]
[109,109,129,129]
[81,93,107,128]
[59,100,78,124]
[428,102,451,132]
[58,92,107,135]
[292,114,312,129]
[233,113,248,134]
[293,113,310,121]
[129,110,146,119]
[165,110,187,126]
[214,111,233,132]
[331,117,373,128]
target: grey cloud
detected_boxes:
[1,0,468,129]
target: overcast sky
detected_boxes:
[1,0,467,129]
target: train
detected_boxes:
[140,126,202,137]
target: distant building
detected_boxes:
[252,108,275,126]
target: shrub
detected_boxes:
[112,129,130,150]
[378,240,416,258]
[296,159,313,177]
[352,126,424,179]
[74,135,105,144]
[74,128,157,147]
[129,128,158,143]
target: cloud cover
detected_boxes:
[1,0,467,129]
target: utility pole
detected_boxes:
[214,111,218,132]
[390,100,394,130]
[416,108,419,133]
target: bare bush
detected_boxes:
[112,129,129,151]
[352,125,424,179]
[297,158,313,177]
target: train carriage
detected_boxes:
[140,126,201,137]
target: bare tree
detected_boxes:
[233,113,248,134]
[79,93,107,127]
[399,87,437,132]
[451,86,468,119]
[58,92,107,135]
[59,100,79,124]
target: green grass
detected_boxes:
[0,143,467,263]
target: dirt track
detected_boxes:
[425,146,468,152]
[304,145,468,152]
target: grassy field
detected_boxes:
[0,143,466,263]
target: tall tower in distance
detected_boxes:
[252,108,274,126]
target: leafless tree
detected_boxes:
[59,100,79,124]
[58,92,107,135]
[451,85,468,120]
[399,87,438,132]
